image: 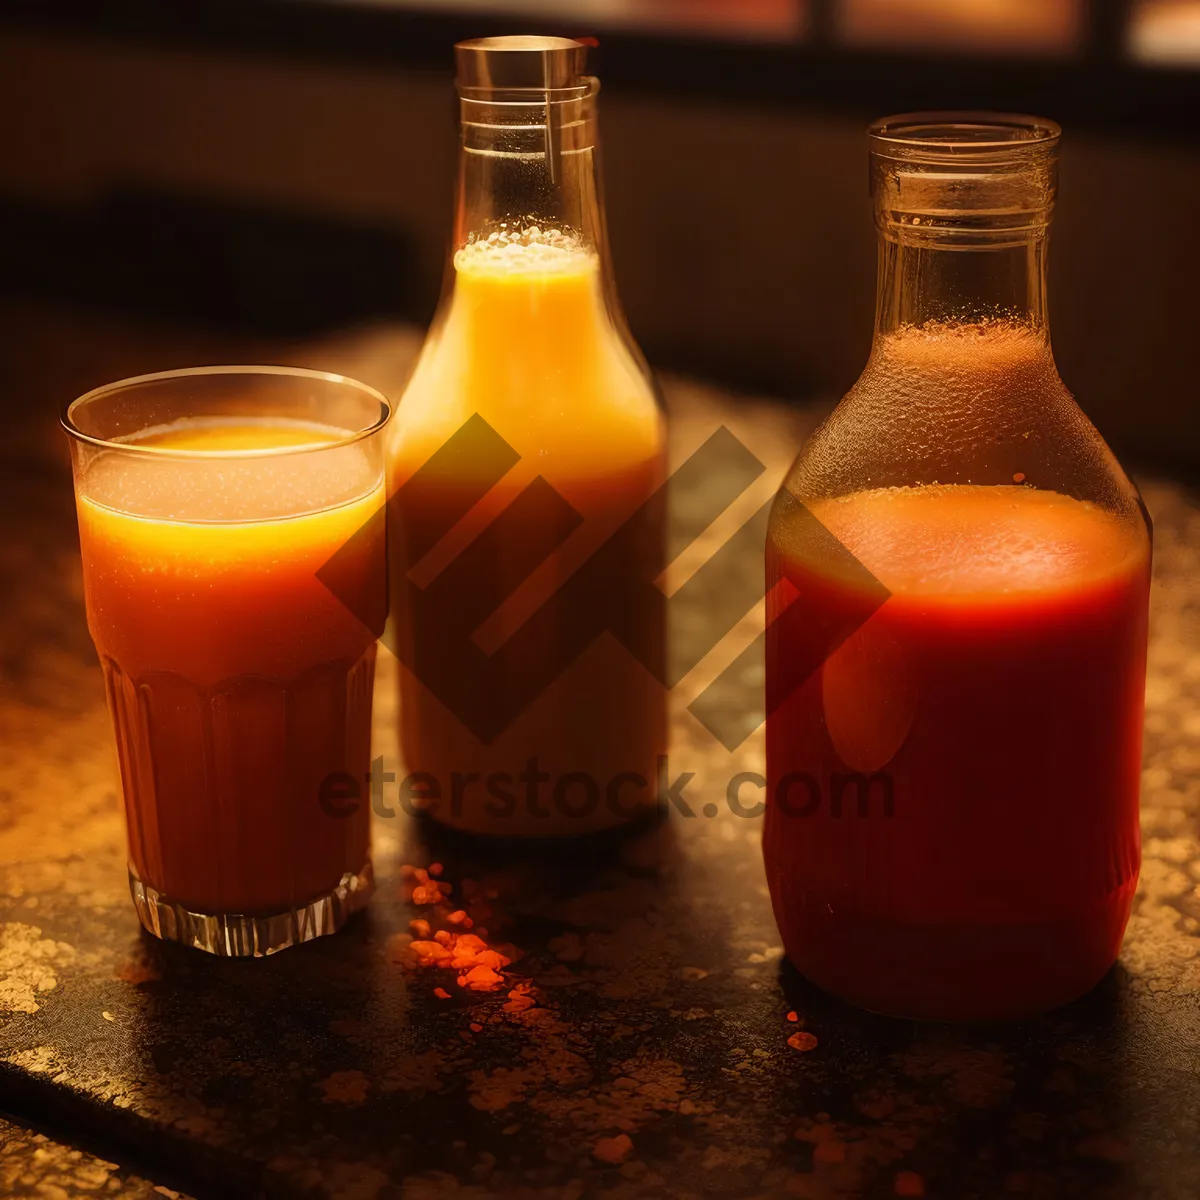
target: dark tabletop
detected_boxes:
[1,302,1198,1200]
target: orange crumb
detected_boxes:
[469,1022,483,1033]
[458,965,504,990]
[410,940,452,966]
[592,1133,633,1164]
[788,1031,819,1052]
[894,1171,926,1197]
[502,986,536,1013]
[433,987,451,1000]
[787,1011,799,1023]
[454,933,487,953]
[409,919,431,938]
[448,910,468,924]
[434,930,452,945]
[428,862,443,876]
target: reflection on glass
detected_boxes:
[1130,1,1200,63]
[839,0,1082,54]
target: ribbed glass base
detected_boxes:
[128,862,374,957]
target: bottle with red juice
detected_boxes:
[763,114,1152,1021]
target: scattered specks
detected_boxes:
[0,924,74,1014]
[469,1065,542,1112]
[0,1118,179,1198]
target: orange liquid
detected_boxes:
[389,237,666,835]
[77,419,385,914]
[765,485,1150,1019]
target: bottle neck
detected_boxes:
[452,81,607,258]
[874,227,1050,342]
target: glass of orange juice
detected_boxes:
[63,366,390,956]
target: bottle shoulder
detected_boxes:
[776,336,1145,532]
[389,307,663,484]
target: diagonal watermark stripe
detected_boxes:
[316,417,890,751]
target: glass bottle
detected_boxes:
[387,37,667,837]
[764,115,1152,1020]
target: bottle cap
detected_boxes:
[455,36,589,93]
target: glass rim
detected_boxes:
[61,364,392,460]
[868,111,1061,158]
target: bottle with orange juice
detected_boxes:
[764,115,1152,1019]
[388,37,666,836]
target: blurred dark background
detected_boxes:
[2,0,1199,468]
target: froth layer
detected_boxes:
[454,225,593,276]
[793,484,1146,598]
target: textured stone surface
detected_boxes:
[0,1116,192,1199]
[0,303,1198,1199]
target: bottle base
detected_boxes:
[776,901,1131,1022]
[128,862,374,957]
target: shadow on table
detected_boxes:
[775,955,1141,1198]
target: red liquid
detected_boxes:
[764,485,1150,1020]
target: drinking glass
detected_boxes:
[63,366,390,955]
